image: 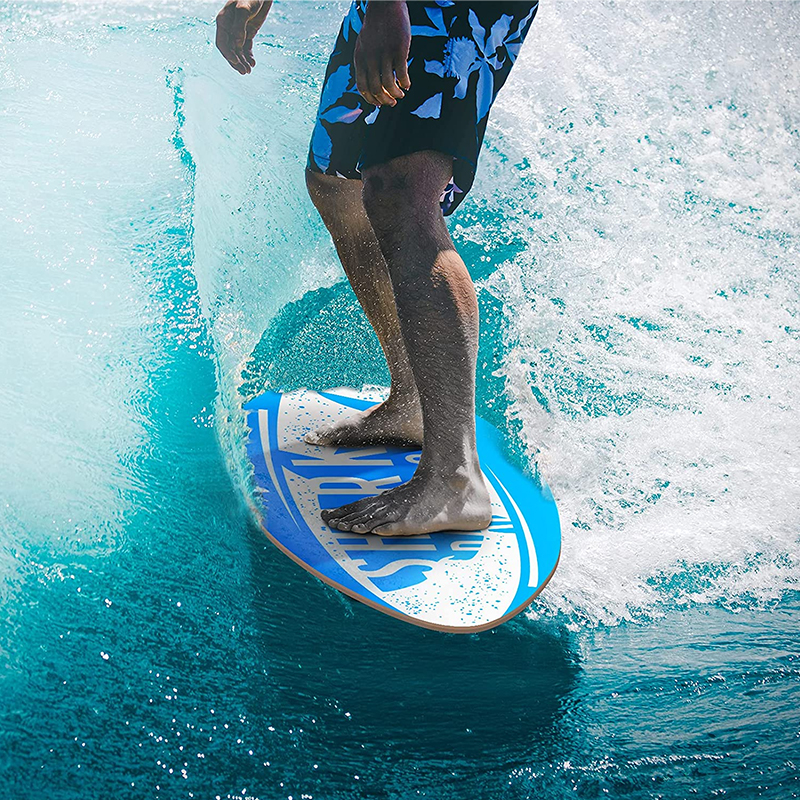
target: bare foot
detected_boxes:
[321,465,492,536]
[305,397,423,448]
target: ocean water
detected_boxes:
[1,1,798,798]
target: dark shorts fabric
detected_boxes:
[307,0,539,215]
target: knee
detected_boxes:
[306,168,366,233]
[361,170,397,231]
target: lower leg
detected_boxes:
[322,152,491,536]
[305,169,422,446]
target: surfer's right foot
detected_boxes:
[305,397,423,448]
[322,461,492,536]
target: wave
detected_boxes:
[3,0,797,628]
[180,0,799,626]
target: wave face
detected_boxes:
[187,0,800,626]
[1,2,798,799]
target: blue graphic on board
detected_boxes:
[335,531,484,592]
[244,388,560,631]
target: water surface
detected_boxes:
[1,1,798,797]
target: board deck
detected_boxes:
[244,388,560,633]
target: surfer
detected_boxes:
[217,0,538,536]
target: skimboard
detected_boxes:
[244,388,560,633]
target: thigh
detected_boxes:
[305,168,371,240]
[362,150,453,207]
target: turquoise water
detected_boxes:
[1,1,799,797]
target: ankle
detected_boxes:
[384,390,421,412]
[417,454,482,485]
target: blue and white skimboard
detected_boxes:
[244,388,560,633]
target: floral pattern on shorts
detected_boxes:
[307,0,538,216]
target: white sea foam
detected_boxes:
[175,0,800,624]
[0,22,190,572]
[474,0,800,623]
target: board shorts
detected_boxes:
[307,0,539,216]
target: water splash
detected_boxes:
[475,0,800,623]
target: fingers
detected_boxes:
[394,57,411,92]
[367,64,396,106]
[381,57,405,101]
[216,12,246,73]
[215,4,248,73]
[354,51,380,106]
[216,1,271,74]
[229,5,252,73]
[354,55,409,107]
[243,34,256,68]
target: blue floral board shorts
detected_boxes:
[307,0,539,216]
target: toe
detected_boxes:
[323,497,384,531]
[350,520,375,533]
[351,509,399,535]
[336,503,385,527]
[322,499,363,522]
[335,510,379,531]
[305,425,337,446]
[323,513,352,529]
[333,509,382,533]
[330,518,352,531]
[350,519,377,534]
[372,521,406,536]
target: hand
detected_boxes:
[216,0,272,74]
[354,1,412,106]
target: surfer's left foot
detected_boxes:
[321,464,492,536]
[304,396,423,448]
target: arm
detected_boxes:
[215,0,273,74]
[354,0,411,106]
